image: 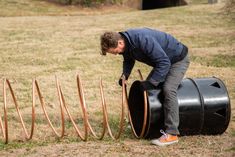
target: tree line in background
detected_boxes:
[47,0,123,6]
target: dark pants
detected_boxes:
[147,54,190,135]
[162,54,190,135]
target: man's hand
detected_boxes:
[118,74,127,86]
[118,78,127,86]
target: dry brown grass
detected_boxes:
[0,0,133,17]
[0,0,234,156]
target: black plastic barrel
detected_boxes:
[128,77,231,139]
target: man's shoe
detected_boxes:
[151,130,178,146]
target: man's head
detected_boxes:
[100,32,125,55]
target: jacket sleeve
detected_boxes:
[122,54,135,80]
[139,35,171,83]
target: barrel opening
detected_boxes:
[210,82,221,88]
[128,81,145,136]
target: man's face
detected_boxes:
[108,40,125,55]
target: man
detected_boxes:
[100,28,190,146]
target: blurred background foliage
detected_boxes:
[47,0,123,6]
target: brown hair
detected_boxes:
[100,32,122,55]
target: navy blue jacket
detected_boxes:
[120,28,186,84]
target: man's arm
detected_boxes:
[118,55,135,86]
[139,35,171,85]
[123,57,135,79]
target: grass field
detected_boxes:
[0,0,234,156]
